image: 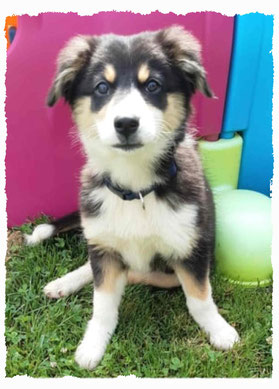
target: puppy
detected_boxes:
[25,26,239,370]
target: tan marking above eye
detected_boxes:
[137,63,150,83]
[104,64,116,83]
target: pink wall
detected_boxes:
[6,12,234,227]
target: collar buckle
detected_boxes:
[103,159,177,206]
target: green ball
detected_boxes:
[214,189,272,287]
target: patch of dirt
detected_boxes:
[5,230,24,262]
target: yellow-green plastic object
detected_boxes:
[198,133,243,194]
[198,134,272,287]
[214,190,272,286]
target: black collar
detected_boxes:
[103,159,177,202]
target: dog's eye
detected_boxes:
[146,80,161,93]
[95,82,109,95]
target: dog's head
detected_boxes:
[48,26,213,159]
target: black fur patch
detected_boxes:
[80,174,104,217]
[88,245,105,287]
[154,158,201,210]
[177,181,215,282]
[178,235,214,284]
[88,245,126,288]
[52,211,80,233]
[150,253,174,274]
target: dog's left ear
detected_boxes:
[156,25,214,98]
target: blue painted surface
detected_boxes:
[8,27,17,45]
[221,14,273,196]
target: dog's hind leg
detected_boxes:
[44,261,93,299]
[127,270,180,288]
[24,211,80,245]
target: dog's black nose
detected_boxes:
[114,117,139,139]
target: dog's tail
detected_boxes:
[24,211,80,246]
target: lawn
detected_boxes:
[5,217,273,378]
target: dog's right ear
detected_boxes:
[47,35,97,107]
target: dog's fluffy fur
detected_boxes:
[26,26,239,370]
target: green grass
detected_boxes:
[6,217,272,378]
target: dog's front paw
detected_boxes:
[43,278,72,299]
[209,324,240,350]
[75,341,105,370]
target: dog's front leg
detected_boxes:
[174,264,239,350]
[75,246,127,370]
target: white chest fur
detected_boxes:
[82,187,199,272]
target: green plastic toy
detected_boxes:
[198,134,272,287]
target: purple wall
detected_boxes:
[6,12,234,226]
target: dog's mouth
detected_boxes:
[113,143,143,151]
